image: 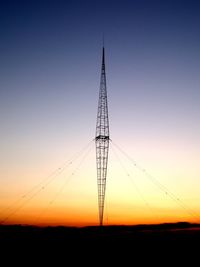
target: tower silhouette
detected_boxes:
[95,47,110,226]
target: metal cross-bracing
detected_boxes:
[95,47,110,226]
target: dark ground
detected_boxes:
[1,222,200,264]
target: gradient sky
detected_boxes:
[0,0,200,226]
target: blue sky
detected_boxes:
[0,0,200,225]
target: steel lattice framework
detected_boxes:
[95,47,110,226]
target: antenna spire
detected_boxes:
[95,46,110,226]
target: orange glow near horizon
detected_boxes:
[1,138,200,227]
[1,203,199,227]
[0,178,200,227]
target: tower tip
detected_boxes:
[102,45,105,65]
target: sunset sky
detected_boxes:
[1,0,200,226]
